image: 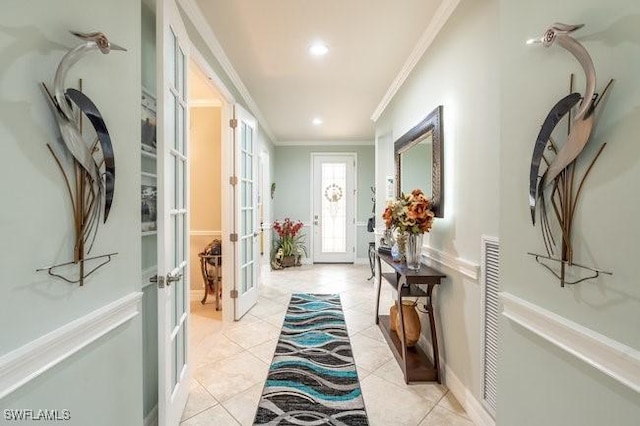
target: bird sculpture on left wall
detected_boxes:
[43,31,125,224]
[527,23,611,225]
[39,31,125,283]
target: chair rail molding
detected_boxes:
[501,292,640,393]
[0,292,143,399]
[422,245,480,281]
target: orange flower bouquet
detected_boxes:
[382,189,434,269]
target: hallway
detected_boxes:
[182,264,475,426]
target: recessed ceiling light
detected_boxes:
[312,117,323,125]
[309,42,329,56]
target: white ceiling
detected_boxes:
[193,0,444,144]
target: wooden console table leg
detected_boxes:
[374,253,382,325]
[426,284,440,383]
[397,275,409,384]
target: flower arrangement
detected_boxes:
[383,189,435,234]
[271,218,307,269]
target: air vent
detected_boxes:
[481,235,499,417]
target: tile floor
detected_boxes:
[181,262,476,426]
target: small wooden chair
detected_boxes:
[198,240,222,310]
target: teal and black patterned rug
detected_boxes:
[253,294,369,425]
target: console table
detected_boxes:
[375,250,446,383]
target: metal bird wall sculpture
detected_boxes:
[38,31,125,285]
[526,23,613,286]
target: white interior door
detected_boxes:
[156,0,190,424]
[233,104,259,319]
[312,154,356,263]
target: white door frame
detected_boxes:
[310,152,357,263]
[188,45,236,323]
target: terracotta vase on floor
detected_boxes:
[391,301,421,347]
[390,303,398,332]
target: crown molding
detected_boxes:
[276,140,374,147]
[178,0,278,143]
[370,0,461,122]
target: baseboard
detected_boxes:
[144,404,158,426]
[190,289,202,301]
[0,292,143,399]
[417,335,495,426]
[501,292,640,394]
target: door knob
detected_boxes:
[166,268,183,286]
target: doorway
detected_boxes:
[188,59,225,319]
[311,153,357,263]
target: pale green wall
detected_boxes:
[375,0,499,413]
[141,1,159,419]
[498,1,640,424]
[0,0,143,424]
[274,145,375,259]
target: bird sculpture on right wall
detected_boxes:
[527,23,610,225]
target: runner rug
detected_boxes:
[253,293,369,425]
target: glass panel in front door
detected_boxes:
[321,163,347,253]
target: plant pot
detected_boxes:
[281,255,300,268]
[392,301,421,347]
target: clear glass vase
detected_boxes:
[406,233,423,271]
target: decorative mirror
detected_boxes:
[395,105,444,217]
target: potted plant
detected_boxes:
[271,218,307,269]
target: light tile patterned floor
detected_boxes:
[181,263,476,426]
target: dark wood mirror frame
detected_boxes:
[395,105,444,218]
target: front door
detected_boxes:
[312,154,356,263]
[233,104,259,319]
[156,0,190,424]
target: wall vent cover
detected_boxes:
[481,235,499,418]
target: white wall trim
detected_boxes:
[0,292,143,399]
[144,404,158,426]
[276,140,374,147]
[442,360,496,426]
[190,230,222,236]
[178,0,277,143]
[370,0,461,122]
[421,245,479,281]
[501,292,640,394]
[417,335,495,426]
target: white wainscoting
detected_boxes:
[501,292,640,394]
[0,292,143,399]
[421,246,479,281]
[417,335,495,426]
[190,230,222,237]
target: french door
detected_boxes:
[312,154,356,263]
[156,0,190,424]
[233,104,259,319]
